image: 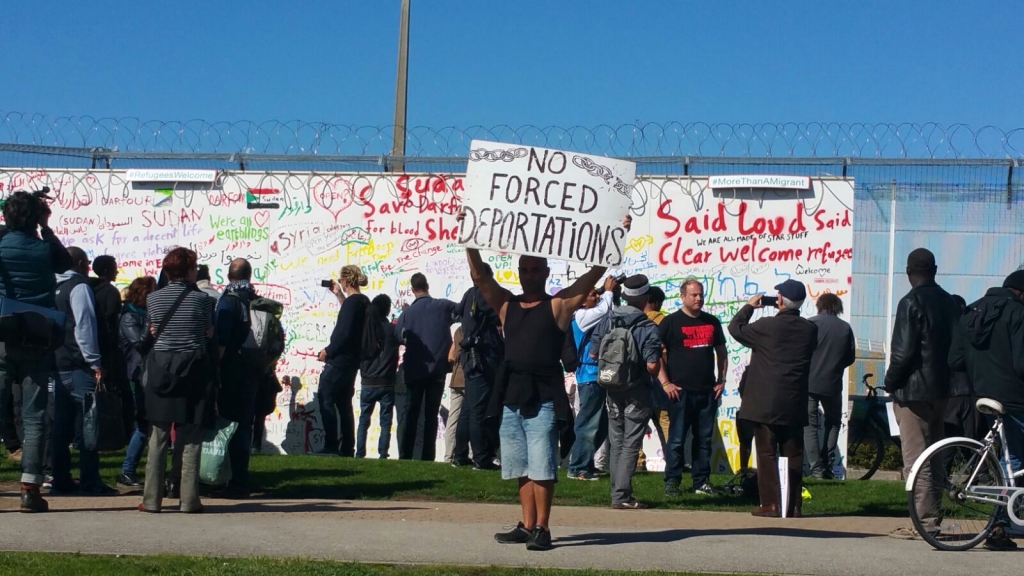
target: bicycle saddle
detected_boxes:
[976,398,1005,416]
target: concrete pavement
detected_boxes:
[0,489,1020,575]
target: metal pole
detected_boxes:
[390,0,410,173]
[885,179,898,365]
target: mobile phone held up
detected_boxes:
[321,280,334,289]
[761,295,778,307]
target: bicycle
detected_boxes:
[846,373,902,480]
[905,398,1024,551]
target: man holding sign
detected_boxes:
[458,141,635,551]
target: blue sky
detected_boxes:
[2,0,1021,128]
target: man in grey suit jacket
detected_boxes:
[805,293,855,479]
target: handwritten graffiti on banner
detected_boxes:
[458,140,636,267]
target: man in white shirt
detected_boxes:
[566,275,617,480]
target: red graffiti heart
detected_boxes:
[312,177,354,222]
[253,210,270,228]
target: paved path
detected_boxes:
[0,489,1021,575]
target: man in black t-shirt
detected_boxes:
[657,278,727,496]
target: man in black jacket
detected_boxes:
[0,190,73,512]
[729,279,818,518]
[454,265,504,469]
[948,270,1024,550]
[883,248,958,539]
[215,258,259,497]
[88,255,131,439]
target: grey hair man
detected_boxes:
[729,279,818,518]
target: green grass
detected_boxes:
[0,553,763,576]
[1,448,908,516]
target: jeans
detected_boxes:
[121,380,147,475]
[356,385,395,458]
[568,381,608,475]
[1001,411,1024,487]
[1,377,23,452]
[51,369,102,490]
[463,368,497,466]
[318,363,357,456]
[499,401,558,481]
[665,389,717,488]
[0,349,50,485]
[399,374,445,461]
[220,356,259,489]
[804,393,842,477]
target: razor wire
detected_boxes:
[2,111,1023,159]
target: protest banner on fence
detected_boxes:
[458,140,636,266]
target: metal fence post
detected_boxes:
[1008,159,1015,209]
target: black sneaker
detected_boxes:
[494,522,532,544]
[526,526,553,551]
[665,482,680,496]
[984,526,1019,551]
[117,472,143,488]
[473,461,500,471]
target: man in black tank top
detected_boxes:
[459,212,631,551]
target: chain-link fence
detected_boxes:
[2,113,1022,394]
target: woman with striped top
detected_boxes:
[140,248,215,514]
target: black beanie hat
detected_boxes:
[1003,270,1024,292]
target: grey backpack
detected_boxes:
[596,315,649,391]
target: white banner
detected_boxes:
[459,140,635,266]
[0,169,853,477]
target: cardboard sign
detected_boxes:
[458,140,636,266]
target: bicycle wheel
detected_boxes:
[908,440,1002,551]
[846,425,883,480]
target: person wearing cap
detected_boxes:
[948,270,1024,551]
[588,274,662,509]
[728,278,818,517]
[658,277,728,497]
[882,248,959,540]
[51,247,116,495]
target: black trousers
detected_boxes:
[399,374,445,461]
[753,422,803,513]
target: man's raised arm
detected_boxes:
[553,214,631,327]
[466,247,511,322]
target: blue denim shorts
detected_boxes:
[499,400,558,481]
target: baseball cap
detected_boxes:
[774,279,806,301]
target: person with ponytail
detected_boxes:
[316,265,370,456]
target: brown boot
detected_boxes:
[20,483,49,513]
[751,504,779,517]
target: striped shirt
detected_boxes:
[146,281,215,352]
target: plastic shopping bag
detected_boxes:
[83,390,127,452]
[199,417,238,485]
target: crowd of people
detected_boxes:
[2,193,1021,554]
[0,191,281,514]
